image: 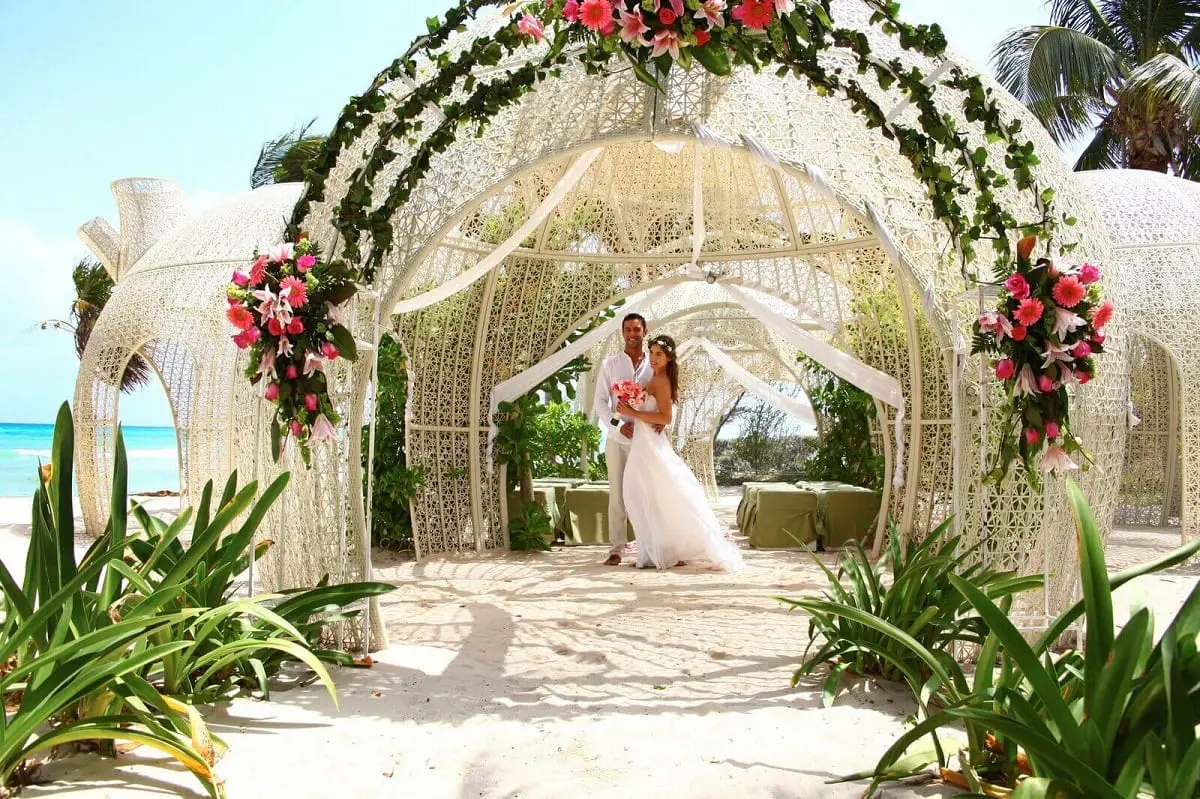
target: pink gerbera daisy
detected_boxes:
[579,0,614,31]
[1051,275,1085,308]
[732,0,773,29]
[280,276,308,308]
[1014,298,1044,327]
[1092,301,1114,330]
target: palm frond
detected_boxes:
[1122,51,1200,126]
[67,257,151,393]
[1073,116,1126,170]
[250,120,327,188]
[992,25,1124,143]
[1050,0,1129,51]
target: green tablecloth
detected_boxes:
[736,482,780,531]
[818,486,881,548]
[561,484,635,545]
[746,485,820,549]
[532,478,584,536]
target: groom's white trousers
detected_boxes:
[606,436,632,555]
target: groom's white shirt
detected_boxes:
[593,349,652,446]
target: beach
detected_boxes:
[1,490,1195,798]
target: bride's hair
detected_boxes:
[649,334,680,404]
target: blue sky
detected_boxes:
[0,0,1059,427]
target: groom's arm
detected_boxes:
[592,358,614,425]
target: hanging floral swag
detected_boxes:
[971,235,1114,487]
[226,236,360,465]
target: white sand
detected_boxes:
[2,491,1195,798]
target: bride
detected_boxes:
[615,334,745,572]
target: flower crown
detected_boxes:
[650,335,676,355]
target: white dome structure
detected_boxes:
[1079,170,1200,542]
[76,1,1133,640]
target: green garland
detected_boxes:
[286,0,1085,485]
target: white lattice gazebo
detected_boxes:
[75,2,1135,643]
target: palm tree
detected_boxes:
[250,120,327,188]
[42,258,151,393]
[992,0,1200,175]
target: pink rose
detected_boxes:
[1091,332,1106,347]
[232,331,253,350]
[1025,428,1041,445]
[267,318,284,337]
[1004,274,1030,300]
[995,359,1015,380]
[563,0,580,22]
[305,393,319,412]
[296,253,317,272]
[1073,341,1092,359]
[1078,371,1091,385]
[1011,325,1027,342]
[694,28,711,46]
[1079,263,1100,284]
[285,365,299,380]
[658,6,677,23]
[264,383,280,401]
[290,420,305,436]
[244,325,260,344]
[321,342,339,360]
[1045,420,1061,440]
[286,318,304,335]
[231,270,250,287]
[1037,375,1055,393]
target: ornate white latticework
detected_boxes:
[1079,170,1200,541]
[76,1,1134,635]
[73,180,383,651]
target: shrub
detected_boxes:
[816,481,1200,797]
[780,518,1042,706]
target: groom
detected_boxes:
[593,313,658,566]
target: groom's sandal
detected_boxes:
[603,554,622,566]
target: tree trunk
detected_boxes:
[519,449,535,506]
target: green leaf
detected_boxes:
[630,60,663,92]
[330,324,359,362]
[271,419,282,462]
[691,42,732,76]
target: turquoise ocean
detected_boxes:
[0,423,180,498]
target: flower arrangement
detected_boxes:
[971,235,1113,486]
[226,236,360,465]
[611,379,647,426]
[517,0,809,80]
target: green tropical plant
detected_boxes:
[800,356,884,489]
[41,257,151,393]
[0,404,223,795]
[251,120,328,188]
[992,0,1200,175]
[780,518,1043,708]
[528,401,602,480]
[363,335,427,550]
[814,481,1200,797]
[123,486,395,701]
[507,502,553,552]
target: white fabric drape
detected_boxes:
[485,286,672,469]
[692,337,817,429]
[392,146,604,314]
[720,282,907,487]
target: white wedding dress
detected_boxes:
[622,395,745,571]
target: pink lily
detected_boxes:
[1052,306,1086,340]
[277,335,294,358]
[773,0,795,12]
[1013,365,1038,397]
[309,413,337,442]
[257,347,278,381]
[303,351,326,377]
[651,29,681,59]
[695,0,727,26]
[978,311,1013,340]
[1040,341,1074,371]
[1039,445,1078,474]
[617,8,650,44]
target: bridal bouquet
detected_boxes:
[611,380,647,427]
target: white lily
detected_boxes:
[309,413,337,442]
[1013,364,1038,397]
[303,351,326,377]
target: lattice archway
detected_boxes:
[1116,334,1182,527]
[1079,170,1200,542]
[293,3,1130,624]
